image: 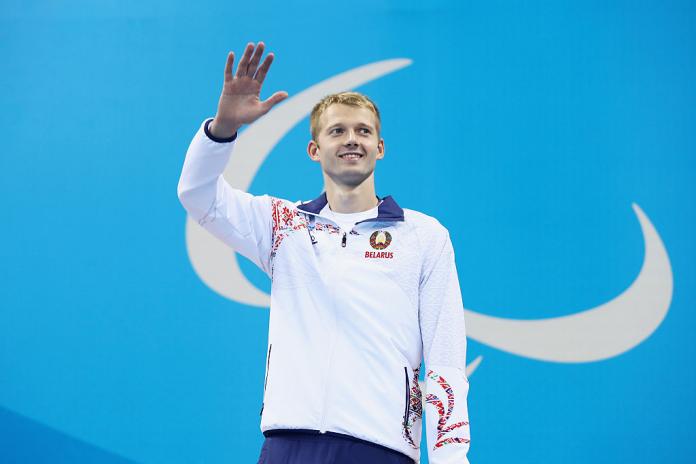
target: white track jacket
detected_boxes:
[177,119,471,464]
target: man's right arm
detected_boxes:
[177,118,277,273]
[176,42,288,274]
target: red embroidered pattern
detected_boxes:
[271,199,307,259]
[425,369,470,449]
[403,366,422,448]
[313,222,340,234]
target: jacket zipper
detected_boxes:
[318,230,348,432]
[260,344,272,416]
[318,310,340,432]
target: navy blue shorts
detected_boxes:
[257,430,415,464]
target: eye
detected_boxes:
[330,127,344,135]
[359,128,371,134]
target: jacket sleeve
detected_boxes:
[419,229,471,464]
[177,119,274,274]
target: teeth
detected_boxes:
[340,153,363,159]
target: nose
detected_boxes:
[344,129,358,146]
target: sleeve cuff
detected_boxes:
[204,118,238,143]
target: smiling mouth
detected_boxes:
[338,152,364,159]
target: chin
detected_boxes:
[328,169,372,188]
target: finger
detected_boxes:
[234,42,254,78]
[261,91,289,112]
[253,53,274,84]
[246,42,265,77]
[224,52,235,82]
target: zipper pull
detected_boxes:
[341,232,347,247]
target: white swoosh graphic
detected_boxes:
[185,59,413,306]
[466,356,483,376]
[464,203,673,362]
[184,61,673,364]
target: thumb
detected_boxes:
[262,91,289,112]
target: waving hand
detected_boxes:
[210,42,288,139]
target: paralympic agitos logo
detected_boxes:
[182,60,674,375]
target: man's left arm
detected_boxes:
[419,230,471,464]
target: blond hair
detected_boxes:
[310,92,381,140]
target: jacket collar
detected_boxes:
[297,192,404,222]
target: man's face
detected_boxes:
[307,104,384,188]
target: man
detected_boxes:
[178,42,471,464]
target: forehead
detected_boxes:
[319,104,378,129]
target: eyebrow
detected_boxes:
[325,122,375,131]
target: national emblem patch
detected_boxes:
[369,230,392,250]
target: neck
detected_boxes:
[323,174,379,213]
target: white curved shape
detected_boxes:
[185,59,413,306]
[464,203,673,362]
[185,219,271,304]
[184,63,673,364]
[465,356,483,377]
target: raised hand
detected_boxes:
[210,42,288,139]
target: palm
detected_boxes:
[215,42,288,129]
[220,79,265,125]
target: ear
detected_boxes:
[307,140,321,162]
[376,138,385,160]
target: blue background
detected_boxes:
[1,1,695,462]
